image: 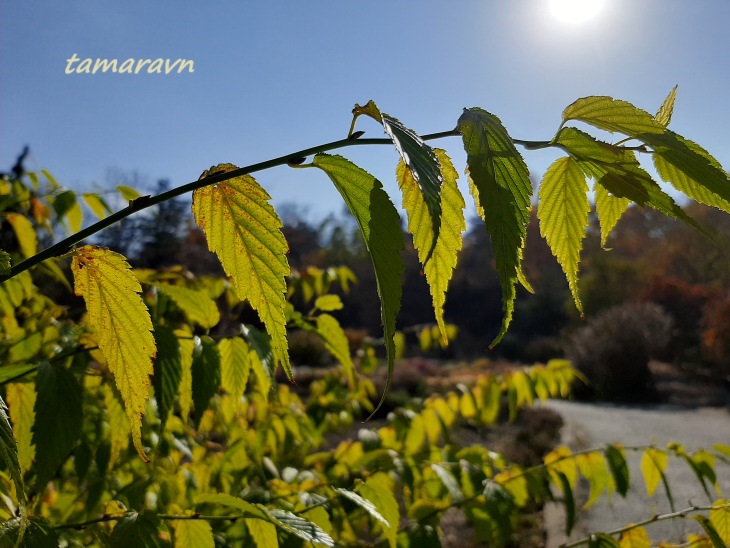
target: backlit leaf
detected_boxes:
[618,526,651,548]
[219,337,250,401]
[640,448,667,497]
[315,313,355,386]
[710,500,730,545]
[0,395,25,506]
[192,164,291,377]
[311,154,404,416]
[562,96,666,136]
[32,363,82,488]
[545,446,578,488]
[177,337,195,423]
[538,156,590,314]
[173,519,214,548]
[314,294,343,312]
[156,283,220,329]
[83,192,112,220]
[457,108,532,346]
[5,382,36,473]
[6,213,37,259]
[71,245,156,461]
[265,508,334,547]
[117,185,142,202]
[191,336,221,427]
[594,183,630,248]
[359,479,400,548]
[576,452,608,509]
[398,149,465,342]
[245,518,278,548]
[655,85,677,127]
[354,100,443,255]
[103,384,130,468]
[152,326,183,427]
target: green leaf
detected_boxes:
[335,487,390,528]
[640,448,667,497]
[314,313,356,385]
[219,337,250,401]
[72,246,156,462]
[556,471,576,536]
[594,183,630,248]
[588,533,620,548]
[655,85,678,127]
[0,517,58,548]
[562,95,666,136]
[243,325,275,395]
[5,382,36,473]
[6,212,37,259]
[398,149,465,342]
[263,508,334,546]
[82,192,112,220]
[117,185,142,202]
[32,363,83,489]
[605,445,630,497]
[311,153,404,416]
[192,164,291,377]
[0,395,25,506]
[173,519,215,548]
[0,364,37,384]
[0,251,10,276]
[155,283,220,329]
[693,515,726,548]
[191,336,221,427]
[354,101,443,255]
[710,500,730,546]
[359,480,400,548]
[457,108,532,346]
[314,294,343,312]
[431,463,464,503]
[177,338,195,424]
[152,326,182,428]
[110,511,170,548]
[195,493,267,520]
[682,452,717,502]
[245,518,278,548]
[538,156,590,314]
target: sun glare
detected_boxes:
[549,0,605,24]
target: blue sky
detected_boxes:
[2,1,729,222]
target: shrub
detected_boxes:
[566,302,674,402]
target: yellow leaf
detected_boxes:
[619,526,651,548]
[173,519,215,548]
[245,518,278,548]
[576,452,608,509]
[219,337,250,401]
[545,446,578,489]
[82,192,111,219]
[71,245,155,461]
[156,283,220,329]
[178,336,196,423]
[710,499,730,545]
[641,448,668,497]
[6,213,37,259]
[397,149,465,343]
[314,294,343,312]
[6,382,36,472]
[315,313,355,386]
[103,384,130,468]
[192,165,291,377]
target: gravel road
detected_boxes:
[544,400,730,546]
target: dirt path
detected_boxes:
[544,400,730,546]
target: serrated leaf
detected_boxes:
[562,96,666,136]
[0,395,25,507]
[315,313,355,386]
[354,101,443,255]
[0,251,10,276]
[191,336,221,427]
[694,515,726,548]
[245,518,278,548]
[655,86,678,127]
[335,488,390,528]
[710,500,730,545]
[103,383,130,468]
[605,445,630,497]
[5,382,36,473]
[6,213,37,259]
[110,511,170,548]
[314,294,343,312]
[82,192,112,220]
[359,480,400,548]
[152,326,183,427]
[594,183,630,248]
[311,153,404,416]
[640,448,667,497]
[219,337,250,401]
[618,526,651,548]
[192,164,291,377]
[156,283,220,329]
[71,245,156,461]
[264,508,334,547]
[576,452,608,509]
[457,108,532,346]
[173,519,214,548]
[117,185,142,202]
[398,149,465,343]
[538,156,590,314]
[32,363,82,488]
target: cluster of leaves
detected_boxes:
[1,91,730,545]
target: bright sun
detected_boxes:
[549,0,605,24]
